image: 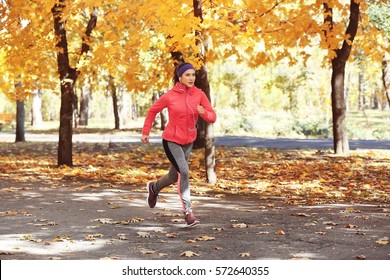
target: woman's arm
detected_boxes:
[141,93,169,138]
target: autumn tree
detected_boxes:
[2,0,388,166]
[228,0,388,154]
[52,1,97,166]
[368,1,390,107]
[322,0,359,154]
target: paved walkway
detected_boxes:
[0,132,389,261]
[1,132,389,150]
[0,178,389,260]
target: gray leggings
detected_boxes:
[154,140,193,214]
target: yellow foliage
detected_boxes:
[0,0,387,102]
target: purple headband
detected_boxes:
[177,63,195,77]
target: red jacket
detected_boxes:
[142,82,217,145]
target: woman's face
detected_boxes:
[179,69,196,88]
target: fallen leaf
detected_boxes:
[291,213,311,217]
[232,223,247,228]
[323,221,338,226]
[130,217,145,223]
[344,207,361,213]
[375,237,389,245]
[356,255,366,260]
[162,213,180,217]
[85,233,103,240]
[140,248,157,254]
[180,250,200,257]
[100,256,120,260]
[93,218,118,224]
[137,232,151,238]
[118,234,129,240]
[238,252,250,257]
[185,239,197,243]
[166,233,178,238]
[52,235,72,242]
[345,224,358,228]
[195,236,216,241]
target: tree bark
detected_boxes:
[324,0,360,154]
[31,87,43,127]
[79,76,91,126]
[15,100,25,142]
[52,2,97,166]
[382,53,390,108]
[358,73,364,110]
[108,76,120,130]
[193,0,216,183]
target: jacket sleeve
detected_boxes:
[199,92,217,123]
[141,93,169,136]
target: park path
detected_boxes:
[1,132,389,150]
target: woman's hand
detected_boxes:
[141,135,150,143]
[196,105,205,115]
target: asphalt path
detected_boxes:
[0,132,389,150]
[0,131,389,265]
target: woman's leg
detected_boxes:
[154,140,193,213]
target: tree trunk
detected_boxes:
[79,76,91,126]
[358,73,364,110]
[193,67,208,150]
[152,91,167,130]
[330,60,350,154]
[73,93,79,129]
[193,0,216,183]
[15,100,25,142]
[53,2,76,166]
[324,0,360,154]
[382,53,390,108]
[31,87,43,127]
[109,76,120,130]
[52,2,97,166]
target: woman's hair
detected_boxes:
[173,62,195,84]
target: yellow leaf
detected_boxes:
[375,237,389,245]
[239,252,250,257]
[195,236,216,241]
[232,223,247,228]
[137,231,151,238]
[180,251,200,257]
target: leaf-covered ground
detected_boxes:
[0,142,388,205]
